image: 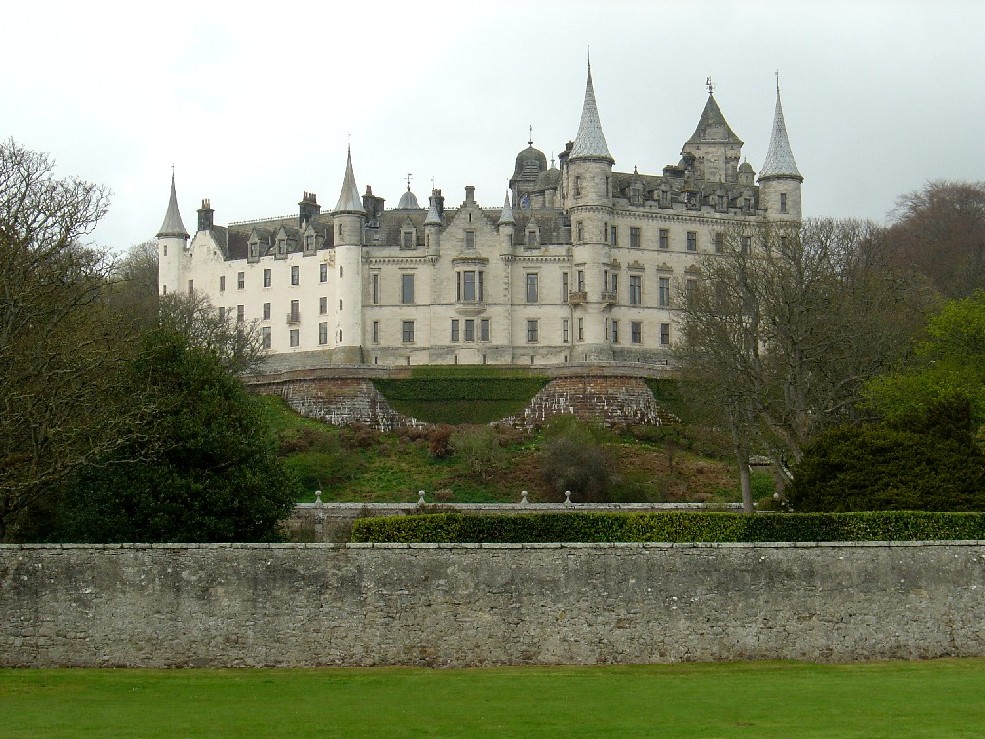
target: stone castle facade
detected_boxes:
[156,66,802,368]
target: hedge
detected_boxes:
[350,510,985,544]
[372,377,551,424]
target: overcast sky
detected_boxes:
[3,0,983,251]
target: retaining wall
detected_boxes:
[3,542,984,668]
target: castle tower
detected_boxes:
[424,189,442,257]
[758,81,803,223]
[156,172,190,296]
[497,192,515,253]
[566,59,615,361]
[681,81,743,183]
[332,146,365,364]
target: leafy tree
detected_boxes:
[158,292,267,374]
[0,139,143,541]
[788,397,985,512]
[675,218,932,510]
[883,180,985,298]
[865,291,985,428]
[55,330,300,542]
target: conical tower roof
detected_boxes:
[333,146,365,213]
[687,93,743,145]
[760,86,802,181]
[424,191,442,226]
[156,172,189,239]
[569,61,614,163]
[498,192,515,226]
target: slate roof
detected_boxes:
[157,174,189,239]
[569,63,614,163]
[759,89,802,181]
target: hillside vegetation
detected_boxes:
[260,394,763,505]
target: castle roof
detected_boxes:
[396,186,421,209]
[498,193,515,225]
[333,146,365,214]
[156,173,189,239]
[759,87,802,181]
[687,93,743,146]
[569,62,614,163]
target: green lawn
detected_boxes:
[2,660,984,738]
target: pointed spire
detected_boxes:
[333,146,365,213]
[498,192,515,226]
[569,58,614,163]
[424,190,442,226]
[760,81,802,181]
[156,172,189,239]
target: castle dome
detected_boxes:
[739,161,754,174]
[397,187,420,209]
[534,165,561,191]
[512,144,548,184]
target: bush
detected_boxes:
[538,416,618,502]
[351,510,985,544]
[428,425,454,458]
[450,426,506,479]
[788,398,985,512]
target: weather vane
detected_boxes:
[706,76,714,95]
[406,173,413,191]
[528,125,533,146]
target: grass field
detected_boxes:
[2,660,984,738]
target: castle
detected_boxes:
[157,64,802,368]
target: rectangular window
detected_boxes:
[188,279,194,295]
[465,231,475,249]
[610,272,618,296]
[525,273,539,303]
[611,320,619,343]
[741,236,752,254]
[458,270,483,302]
[577,270,585,292]
[263,269,271,288]
[451,319,459,342]
[372,321,380,344]
[289,299,300,323]
[780,193,788,214]
[660,322,671,346]
[610,225,618,246]
[686,231,697,252]
[319,263,328,283]
[480,318,490,341]
[289,328,299,347]
[577,318,584,341]
[527,230,537,246]
[686,278,697,308]
[401,274,415,304]
[237,272,245,289]
[262,302,271,321]
[219,275,226,292]
[576,221,584,242]
[659,229,669,249]
[291,265,300,286]
[464,319,475,342]
[236,305,244,323]
[261,326,271,349]
[526,319,538,343]
[562,318,569,343]
[402,320,415,343]
[561,272,569,302]
[631,321,643,344]
[402,231,414,249]
[630,275,642,305]
[630,226,641,249]
[371,273,380,305]
[318,322,328,345]
[319,297,327,315]
[715,233,725,253]
[218,306,226,321]
[658,277,670,307]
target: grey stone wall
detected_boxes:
[2,542,984,668]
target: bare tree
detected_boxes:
[675,218,932,510]
[158,292,267,374]
[0,139,144,539]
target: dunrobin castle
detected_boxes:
[157,64,803,367]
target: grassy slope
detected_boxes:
[259,395,764,505]
[3,660,984,738]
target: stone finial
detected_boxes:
[314,490,323,506]
[564,490,572,505]
[521,490,529,505]
[418,490,426,504]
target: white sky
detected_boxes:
[3,0,983,251]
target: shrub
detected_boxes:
[450,425,507,479]
[538,416,618,501]
[428,425,454,458]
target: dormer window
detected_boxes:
[659,187,671,208]
[526,228,538,247]
[630,184,643,205]
[304,234,316,254]
[248,242,260,262]
[401,228,416,249]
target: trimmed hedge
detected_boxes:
[350,510,985,544]
[372,377,550,424]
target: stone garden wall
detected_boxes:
[3,541,983,668]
